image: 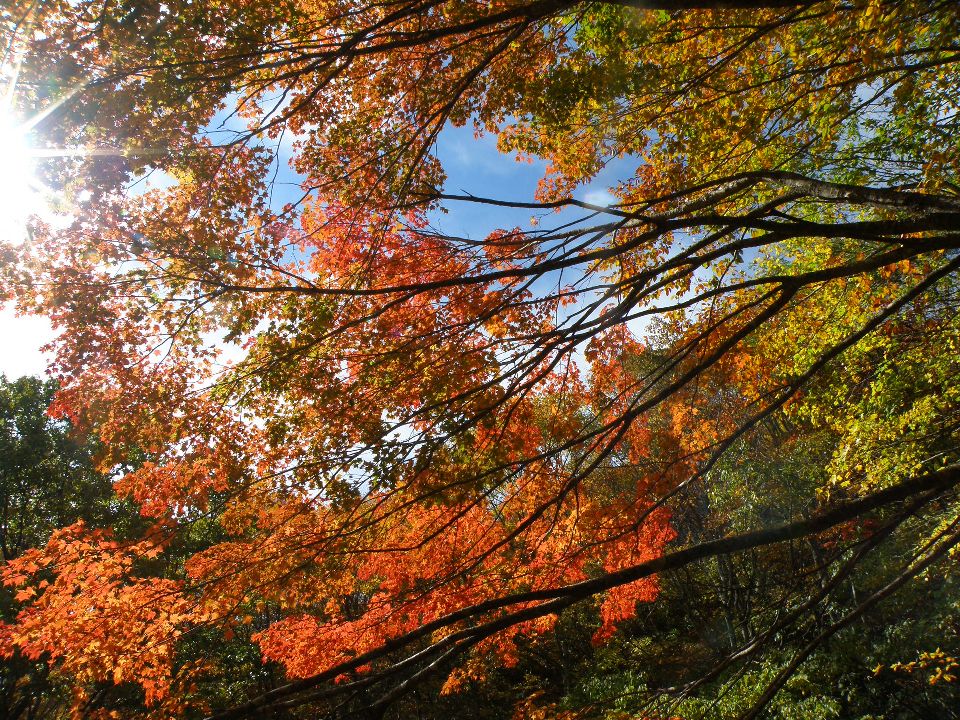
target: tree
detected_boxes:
[0,375,116,561]
[0,376,124,719]
[2,0,960,717]
[0,376,289,719]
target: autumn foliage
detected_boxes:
[2,0,960,718]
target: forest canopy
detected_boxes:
[1,0,959,718]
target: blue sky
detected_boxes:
[435,122,638,237]
[0,120,638,378]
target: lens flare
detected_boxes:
[0,110,44,245]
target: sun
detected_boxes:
[0,17,160,249]
[1,2,169,249]
[0,5,82,248]
[0,108,46,246]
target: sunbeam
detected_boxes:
[0,105,44,245]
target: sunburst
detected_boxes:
[0,10,149,246]
[0,44,51,246]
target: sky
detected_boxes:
[0,306,54,378]
[0,118,637,379]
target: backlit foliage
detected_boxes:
[1,0,960,718]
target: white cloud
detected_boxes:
[583,189,615,207]
[0,303,55,378]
